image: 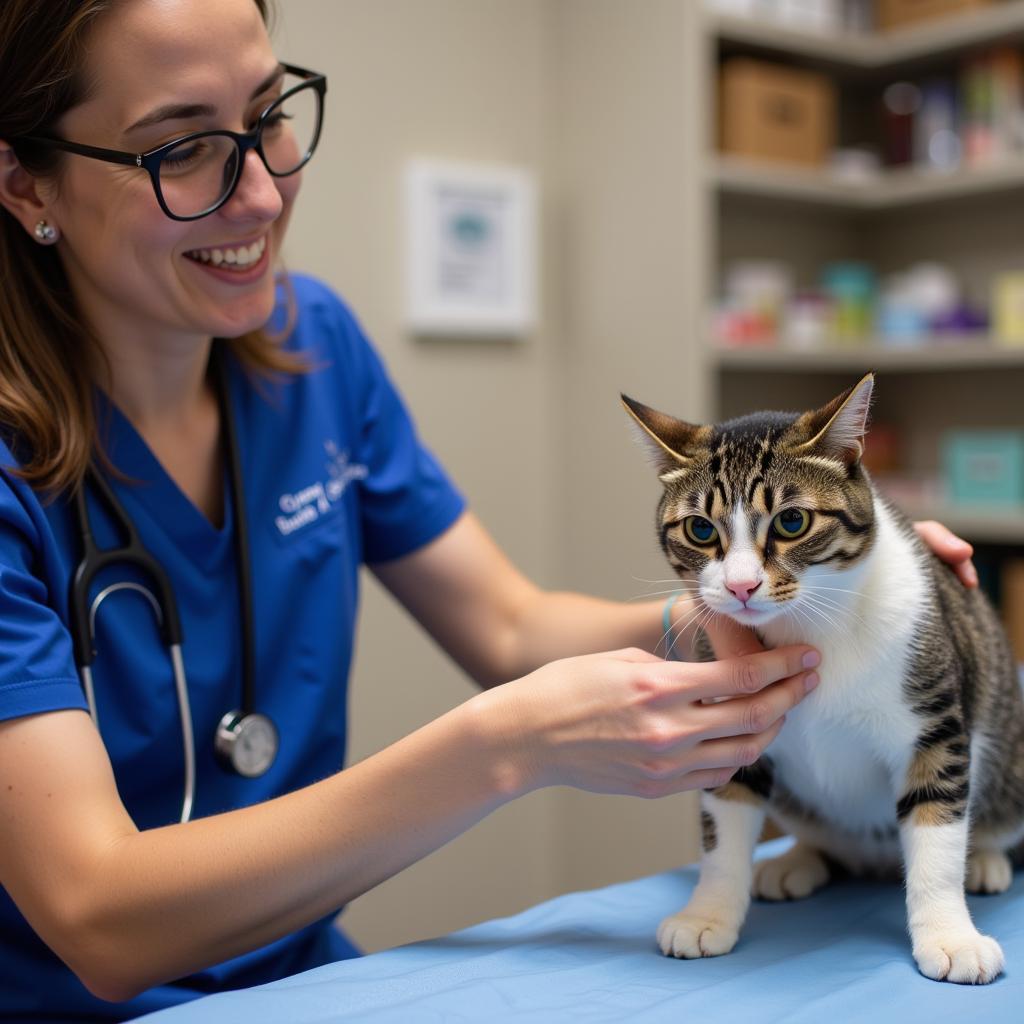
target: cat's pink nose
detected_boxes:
[727,580,762,604]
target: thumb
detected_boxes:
[703,615,765,659]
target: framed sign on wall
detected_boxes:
[405,159,537,338]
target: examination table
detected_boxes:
[136,838,1024,1022]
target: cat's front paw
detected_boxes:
[657,912,739,958]
[752,842,830,901]
[912,929,1005,984]
[966,849,1013,894]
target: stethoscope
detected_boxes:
[69,348,278,823]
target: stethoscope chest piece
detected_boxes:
[215,710,279,778]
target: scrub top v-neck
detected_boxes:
[0,274,466,1021]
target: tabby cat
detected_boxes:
[622,373,1024,985]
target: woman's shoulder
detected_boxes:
[279,273,366,350]
[275,272,389,390]
[0,441,48,548]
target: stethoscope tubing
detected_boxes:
[80,582,196,825]
[70,346,262,824]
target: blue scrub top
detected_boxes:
[0,275,466,1022]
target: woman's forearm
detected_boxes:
[500,590,698,681]
[69,693,521,1001]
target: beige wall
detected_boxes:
[543,0,708,899]
[278,0,704,953]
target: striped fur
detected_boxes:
[626,375,1023,983]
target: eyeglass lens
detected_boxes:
[157,78,321,218]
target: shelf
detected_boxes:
[712,155,1024,210]
[704,7,1024,551]
[710,339,1024,372]
[710,2,1024,71]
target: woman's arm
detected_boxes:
[0,642,816,1001]
[371,511,691,685]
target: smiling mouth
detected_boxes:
[184,235,267,269]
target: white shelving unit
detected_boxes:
[701,3,1024,549]
[710,3,1024,69]
[713,152,1024,209]
[713,337,1024,372]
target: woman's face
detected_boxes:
[41,0,301,351]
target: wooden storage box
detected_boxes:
[719,59,836,167]
[1001,559,1024,666]
[875,0,992,31]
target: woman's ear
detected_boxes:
[0,140,55,240]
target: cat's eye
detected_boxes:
[772,508,811,540]
[683,515,719,545]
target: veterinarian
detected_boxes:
[0,1,977,1019]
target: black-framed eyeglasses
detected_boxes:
[17,63,326,221]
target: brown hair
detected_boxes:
[0,0,301,497]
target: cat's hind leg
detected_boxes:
[659,780,766,959]
[966,845,1013,895]
[752,839,830,901]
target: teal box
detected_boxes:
[943,431,1024,506]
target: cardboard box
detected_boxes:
[719,59,836,167]
[1001,559,1024,666]
[875,0,992,31]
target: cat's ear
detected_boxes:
[791,373,874,468]
[621,395,702,474]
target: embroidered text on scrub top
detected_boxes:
[275,441,368,537]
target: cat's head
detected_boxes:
[623,374,877,628]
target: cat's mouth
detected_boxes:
[719,600,781,628]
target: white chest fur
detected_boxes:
[756,500,927,842]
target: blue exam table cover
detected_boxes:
[136,838,1024,1022]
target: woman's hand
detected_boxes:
[494,645,819,798]
[913,520,978,587]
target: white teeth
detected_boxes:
[188,236,267,269]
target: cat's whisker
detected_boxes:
[664,598,720,652]
[798,592,887,645]
[783,601,818,638]
[628,583,704,595]
[792,595,842,635]
[805,594,905,642]
[801,584,871,595]
[630,575,704,587]
[801,583,884,607]
[658,600,704,655]
[800,588,881,632]
[626,586,705,604]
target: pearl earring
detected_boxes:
[33,220,58,244]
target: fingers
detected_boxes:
[914,520,978,588]
[703,615,765,659]
[663,645,820,704]
[631,717,787,798]
[695,670,818,742]
[689,714,787,773]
